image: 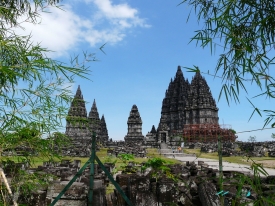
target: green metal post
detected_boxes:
[50,158,92,206]
[50,131,133,206]
[218,136,224,206]
[88,132,96,205]
[95,156,133,206]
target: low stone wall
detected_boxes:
[190,141,275,157]
[106,142,146,157]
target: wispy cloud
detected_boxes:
[91,0,150,28]
[12,0,150,57]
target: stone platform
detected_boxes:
[159,144,196,157]
[161,153,196,158]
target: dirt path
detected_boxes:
[256,160,275,169]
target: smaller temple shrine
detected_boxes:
[124,105,144,143]
[100,115,109,142]
[88,100,101,136]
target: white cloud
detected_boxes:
[92,0,150,29]
[11,0,150,57]
[93,0,138,19]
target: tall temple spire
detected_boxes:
[65,85,89,140]
[89,99,99,118]
[158,66,189,135]
[88,99,101,135]
[68,85,87,117]
[100,115,109,142]
[186,71,219,124]
[158,66,219,142]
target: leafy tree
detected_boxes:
[271,133,275,139]
[180,0,275,128]
[248,135,256,142]
[141,157,175,182]
[180,1,275,204]
[0,0,94,203]
[117,153,137,173]
[229,129,236,134]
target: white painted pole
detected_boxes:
[0,168,18,206]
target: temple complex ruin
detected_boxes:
[65,66,236,154]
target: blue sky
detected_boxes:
[16,0,275,141]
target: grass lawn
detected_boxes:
[1,148,181,169]
[2,148,274,168]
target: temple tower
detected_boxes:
[88,99,101,136]
[157,66,190,142]
[185,72,219,124]
[157,66,219,142]
[100,115,109,142]
[124,105,144,143]
[65,85,89,138]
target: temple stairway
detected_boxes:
[159,142,195,158]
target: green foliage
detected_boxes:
[229,129,236,134]
[66,116,89,123]
[271,133,275,139]
[103,154,117,165]
[141,157,175,182]
[230,158,274,205]
[0,0,94,203]
[179,2,275,202]
[117,153,137,173]
[117,153,134,163]
[180,0,275,128]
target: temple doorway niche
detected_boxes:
[161,132,167,142]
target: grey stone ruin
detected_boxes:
[4,155,275,205]
[124,104,144,143]
[63,86,109,156]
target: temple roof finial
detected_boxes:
[75,85,83,99]
[175,65,183,77]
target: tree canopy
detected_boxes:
[180,0,275,128]
[0,0,94,201]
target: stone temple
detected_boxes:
[155,66,219,143]
[65,86,109,156]
[65,66,231,153]
[124,105,144,143]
